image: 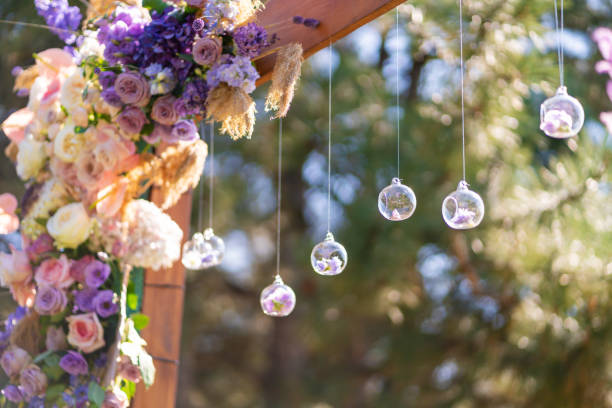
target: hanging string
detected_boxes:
[209,122,215,229]
[327,40,333,234]
[553,0,565,87]
[0,19,78,35]
[276,118,283,278]
[396,7,401,179]
[197,123,205,232]
[459,0,467,182]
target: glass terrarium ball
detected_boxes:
[540,86,584,138]
[200,228,225,269]
[378,177,417,221]
[311,232,348,276]
[182,232,206,270]
[260,276,296,317]
[442,181,485,230]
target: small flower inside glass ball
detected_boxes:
[182,232,206,270]
[378,178,417,221]
[442,181,485,230]
[200,228,225,269]
[260,276,296,317]
[540,86,584,138]
[311,232,348,276]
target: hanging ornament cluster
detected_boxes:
[539,0,584,139]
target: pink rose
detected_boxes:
[116,107,148,135]
[1,347,31,377]
[0,193,19,235]
[151,95,178,125]
[114,71,150,107]
[102,388,129,408]
[117,355,141,383]
[66,313,105,354]
[0,245,32,287]
[35,254,74,289]
[192,37,222,66]
[69,255,95,283]
[45,326,67,351]
[19,364,47,398]
[0,108,34,143]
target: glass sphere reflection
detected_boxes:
[311,232,348,276]
[181,228,225,270]
[378,177,417,221]
[182,232,206,270]
[540,86,584,138]
[442,181,485,230]
[260,275,296,317]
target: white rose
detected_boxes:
[16,134,47,180]
[54,122,87,163]
[27,76,50,112]
[47,203,92,249]
[60,68,87,112]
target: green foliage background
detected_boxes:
[0,0,611,407]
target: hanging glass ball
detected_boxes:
[311,232,348,276]
[200,228,225,269]
[442,181,485,230]
[378,177,417,221]
[182,232,206,270]
[260,275,296,317]
[540,86,584,139]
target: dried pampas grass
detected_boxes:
[10,313,42,356]
[14,65,39,93]
[206,84,256,140]
[265,43,303,119]
[235,0,265,26]
[87,0,141,20]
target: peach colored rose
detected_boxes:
[0,193,19,234]
[35,49,75,79]
[0,108,34,143]
[66,313,105,354]
[96,179,128,217]
[0,245,31,287]
[34,254,74,289]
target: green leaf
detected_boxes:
[88,381,105,407]
[131,313,150,330]
[45,384,66,401]
[74,126,88,134]
[121,379,137,399]
[127,293,139,311]
[33,350,54,364]
[34,217,48,227]
[143,0,170,13]
[178,53,195,63]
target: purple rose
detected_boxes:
[192,37,222,66]
[114,71,150,107]
[99,71,117,89]
[19,364,47,398]
[45,326,67,351]
[74,288,98,313]
[34,286,68,316]
[93,290,118,318]
[143,124,170,144]
[117,106,148,135]
[84,260,111,288]
[70,255,95,283]
[26,233,54,263]
[151,95,178,126]
[2,385,23,403]
[101,87,123,107]
[169,120,199,143]
[186,0,206,7]
[1,347,31,377]
[59,351,88,376]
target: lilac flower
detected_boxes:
[174,79,208,117]
[97,7,147,66]
[234,23,269,58]
[69,255,95,283]
[205,0,239,32]
[59,351,88,376]
[292,16,305,24]
[315,260,327,273]
[303,18,321,28]
[207,55,260,94]
[93,290,118,318]
[11,66,23,77]
[261,285,295,316]
[27,396,46,408]
[84,260,111,288]
[169,120,199,143]
[328,257,343,274]
[35,0,82,44]
[73,288,98,313]
[451,207,476,226]
[192,18,206,33]
[2,385,23,403]
[148,67,177,95]
[540,109,573,135]
[99,71,118,89]
[101,87,123,107]
[34,285,68,315]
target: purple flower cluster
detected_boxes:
[97,7,147,66]
[234,23,269,58]
[72,258,118,318]
[35,0,82,44]
[174,79,209,117]
[207,55,260,94]
[59,351,88,376]
[0,307,27,353]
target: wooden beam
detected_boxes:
[255,0,405,84]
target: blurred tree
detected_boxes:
[0,0,611,407]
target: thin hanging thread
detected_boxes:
[209,122,215,229]
[553,0,565,87]
[459,0,467,182]
[327,40,333,234]
[396,7,401,179]
[197,123,205,232]
[276,118,283,278]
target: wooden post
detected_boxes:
[133,1,404,406]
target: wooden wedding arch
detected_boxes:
[133,1,404,406]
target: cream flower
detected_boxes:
[54,122,88,163]
[16,134,47,180]
[21,178,69,239]
[47,203,92,249]
[60,68,87,113]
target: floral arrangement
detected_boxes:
[0,0,306,406]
